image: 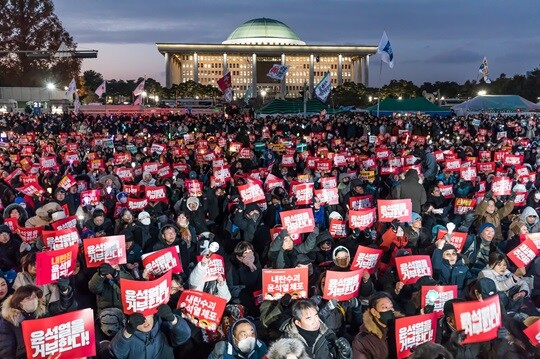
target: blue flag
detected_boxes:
[377,31,394,68]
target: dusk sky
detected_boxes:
[54,0,540,87]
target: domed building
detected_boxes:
[157,18,376,99]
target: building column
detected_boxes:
[352,58,361,84]
[193,52,199,83]
[172,59,181,86]
[251,53,257,96]
[280,53,286,97]
[223,53,228,75]
[309,54,314,96]
[176,60,182,84]
[337,54,343,86]
[362,55,370,87]
[165,53,172,88]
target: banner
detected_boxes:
[185,179,203,197]
[420,285,458,318]
[262,267,308,300]
[267,64,290,80]
[438,184,454,199]
[196,254,225,281]
[323,270,362,301]
[293,183,314,205]
[128,198,148,212]
[22,308,96,359]
[18,226,43,244]
[349,195,373,210]
[329,219,347,238]
[507,237,539,268]
[350,245,382,274]
[454,198,476,215]
[460,166,477,181]
[319,177,337,189]
[314,188,339,205]
[491,176,512,196]
[279,208,315,234]
[395,255,433,285]
[35,244,78,285]
[142,246,183,276]
[58,174,76,191]
[83,235,127,268]
[436,230,468,253]
[349,208,376,230]
[238,183,265,204]
[16,182,45,196]
[145,186,168,203]
[42,227,80,250]
[80,189,101,206]
[377,199,412,223]
[395,313,437,359]
[453,295,502,344]
[523,317,540,346]
[314,71,332,102]
[51,215,78,231]
[178,290,228,331]
[121,270,172,316]
[217,71,233,102]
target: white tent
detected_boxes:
[452,95,540,115]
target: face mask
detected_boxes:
[21,298,39,313]
[535,193,540,200]
[237,337,256,353]
[119,197,128,204]
[378,310,395,326]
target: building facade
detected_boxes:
[156,18,377,99]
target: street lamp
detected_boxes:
[46,83,55,90]
[477,90,487,96]
[261,90,267,104]
[141,91,147,105]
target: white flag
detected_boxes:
[267,64,290,81]
[133,80,145,96]
[377,31,394,68]
[95,81,106,98]
[314,72,332,102]
[134,94,143,106]
[65,78,77,98]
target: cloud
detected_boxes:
[424,48,482,64]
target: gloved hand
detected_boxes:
[310,295,323,306]
[349,297,359,308]
[99,263,118,278]
[280,293,292,307]
[334,337,352,359]
[56,276,70,293]
[497,326,509,340]
[352,228,361,239]
[391,219,400,232]
[126,313,146,334]
[449,329,467,346]
[423,304,435,314]
[157,304,176,323]
[326,299,338,311]
[509,191,517,201]
[237,201,245,212]
[484,190,493,201]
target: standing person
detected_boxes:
[282,299,352,359]
[392,169,427,214]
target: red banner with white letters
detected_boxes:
[238,183,265,204]
[35,244,78,286]
[80,190,101,206]
[279,208,315,234]
[42,227,80,250]
[142,246,183,276]
[22,308,96,359]
[491,176,512,196]
[350,245,382,274]
[128,198,148,212]
[262,267,308,300]
[523,317,540,346]
[196,254,226,281]
[329,219,347,238]
[349,195,373,210]
[395,255,433,285]
[507,237,539,268]
[395,313,437,359]
[349,208,376,230]
[83,235,127,268]
[377,199,412,223]
[145,186,168,203]
[51,215,78,231]
[120,270,172,316]
[177,290,228,332]
[18,226,43,244]
[420,285,458,318]
[453,295,502,344]
[314,188,339,205]
[323,270,362,301]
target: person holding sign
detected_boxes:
[474,190,515,243]
[268,228,319,269]
[107,304,190,359]
[432,241,471,297]
[462,222,506,277]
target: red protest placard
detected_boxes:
[454,198,477,215]
[35,244,78,285]
[42,227,80,250]
[178,290,228,331]
[4,217,18,232]
[142,246,183,276]
[323,270,362,301]
[316,159,332,173]
[18,226,43,244]
[262,267,309,300]
[16,182,45,196]
[238,183,265,204]
[280,208,315,234]
[491,176,512,196]
[453,295,502,344]
[80,189,101,206]
[293,183,314,205]
[507,237,539,268]
[350,245,383,274]
[128,198,148,212]
[503,154,523,166]
[314,188,339,205]
[460,167,477,181]
[445,159,462,172]
[142,162,160,174]
[438,184,454,199]
[121,270,172,316]
[513,192,527,207]
[395,255,433,285]
[22,308,96,359]
[145,186,168,203]
[395,313,437,359]
[329,219,347,238]
[377,199,412,223]
[51,215,78,230]
[319,177,337,189]
[523,317,540,346]
[477,162,495,174]
[196,254,226,281]
[185,179,203,197]
[349,208,376,230]
[58,174,76,191]
[349,195,373,210]
[39,156,58,170]
[83,235,127,268]
[420,285,458,318]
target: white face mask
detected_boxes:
[21,298,39,313]
[535,193,540,201]
[237,337,256,353]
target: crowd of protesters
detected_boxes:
[0,109,539,359]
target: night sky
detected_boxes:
[54,0,540,87]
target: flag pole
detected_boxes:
[377,59,383,118]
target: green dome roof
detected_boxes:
[222,18,305,45]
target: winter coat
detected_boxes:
[209,318,267,359]
[519,206,540,233]
[88,268,133,312]
[25,202,63,228]
[391,169,427,213]
[0,294,48,359]
[109,314,191,359]
[152,232,194,275]
[352,311,389,359]
[268,228,319,269]
[0,235,22,271]
[432,248,471,297]
[478,267,529,296]
[2,203,28,227]
[188,261,232,302]
[282,319,343,359]
[475,198,514,241]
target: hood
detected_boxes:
[3,203,28,223]
[227,318,258,354]
[519,206,539,225]
[1,294,48,326]
[186,196,200,210]
[35,202,63,222]
[404,169,419,181]
[316,230,333,246]
[332,245,350,268]
[266,338,310,359]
